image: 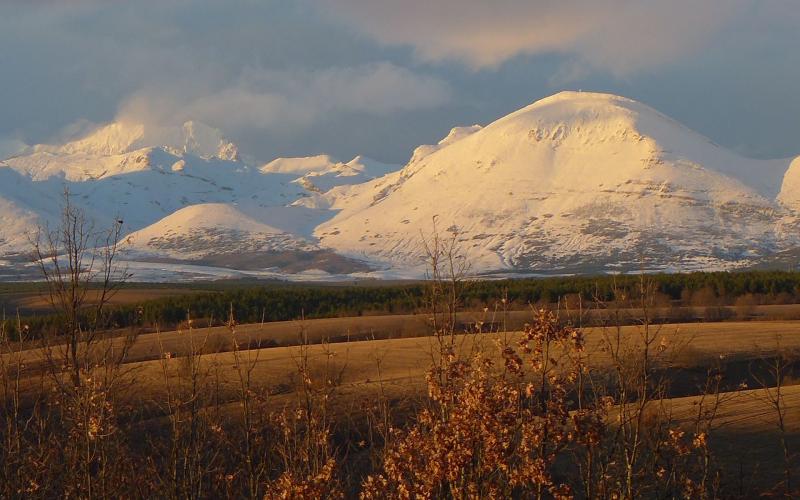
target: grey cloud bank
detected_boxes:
[1,0,798,163]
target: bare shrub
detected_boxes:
[265,322,344,499]
[32,187,131,388]
[362,309,584,498]
[734,293,759,320]
[23,189,138,497]
[750,338,800,497]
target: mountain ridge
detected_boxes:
[1,91,798,280]
[316,91,799,274]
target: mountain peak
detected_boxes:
[316,91,796,273]
[178,121,239,161]
[530,90,635,107]
[260,155,338,174]
[36,120,239,161]
[51,121,146,156]
[500,90,648,131]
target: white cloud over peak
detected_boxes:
[0,138,28,160]
[117,63,451,138]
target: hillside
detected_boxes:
[316,92,799,274]
[124,203,316,258]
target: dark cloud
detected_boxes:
[0,0,798,163]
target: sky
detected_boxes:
[1,0,798,164]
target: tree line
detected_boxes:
[5,270,800,340]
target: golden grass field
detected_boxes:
[7,317,800,407]
[4,310,800,494]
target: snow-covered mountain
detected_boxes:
[124,203,316,259]
[0,120,393,278]
[2,91,799,280]
[316,92,799,274]
[1,139,305,248]
[51,120,239,161]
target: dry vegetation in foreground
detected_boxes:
[2,205,800,498]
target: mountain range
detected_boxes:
[2,91,799,281]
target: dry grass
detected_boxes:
[6,319,800,415]
[8,315,800,369]
[5,307,800,496]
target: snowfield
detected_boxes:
[1,91,798,281]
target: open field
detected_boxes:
[645,385,800,491]
[119,319,800,432]
[7,314,800,374]
[5,305,800,496]
[7,318,800,405]
[9,299,800,355]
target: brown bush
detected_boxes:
[361,310,585,498]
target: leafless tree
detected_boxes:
[750,336,798,496]
[31,187,130,388]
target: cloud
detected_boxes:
[117,63,451,138]
[0,138,28,160]
[0,1,453,161]
[319,0,750,74]
[2,0,798,163]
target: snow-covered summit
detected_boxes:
[171,121,239,161]
[500,91,789,197]
[29,119,239,160]
[316,91,798,273]
[50,121,147,157]
[3,119,241,182]
[124,203,316,259]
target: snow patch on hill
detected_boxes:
[124,203,315,259]
[260,155,338,175]
[777,157,800,210]
[291,155,398,195]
